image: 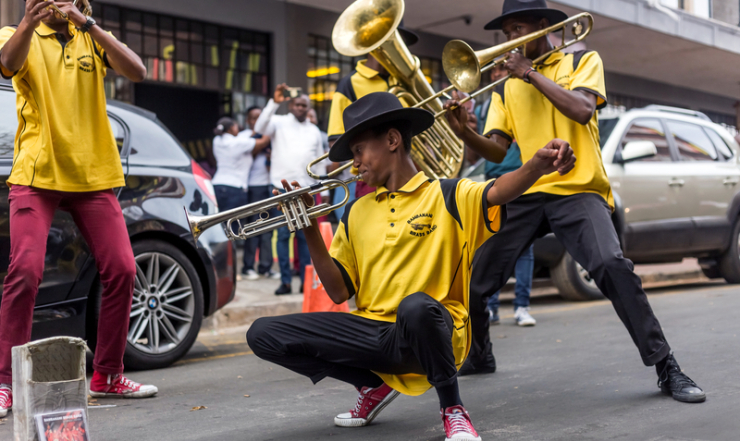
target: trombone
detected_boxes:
[419,12,593,117]
[184,176,360,243]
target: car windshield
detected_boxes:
[599,118,619,150]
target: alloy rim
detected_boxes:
[576,261,599,290]
[128,252,195,354]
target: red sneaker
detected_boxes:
[334,383,399,427]
[0,386,11,418]
[442,405,482,441]
[89,372,158,398]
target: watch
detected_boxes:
[79,16,96,33]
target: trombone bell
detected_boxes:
[442,40,481,94]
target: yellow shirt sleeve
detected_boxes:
[0,26,28,79]
[327,91,353,139]
[482,89,512,141]
[570,51,607,109]
[455,178,507,249]
[329,219,359,296]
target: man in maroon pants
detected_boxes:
[0,0,157,417]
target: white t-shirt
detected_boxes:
[211,133,255,189]
[239,129,271,187]
[254,99,326,188]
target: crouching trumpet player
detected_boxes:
[0,0,157,418]
[246,92,577,441]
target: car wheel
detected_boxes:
[719,219,740,283]
[550,252,605,301]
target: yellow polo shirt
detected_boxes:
[330,172,506,395]
[327,60,389,140]
[483,50,613,207]
[0,22,125,192]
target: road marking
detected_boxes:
[178,350,253,365]
[500,283,737,319]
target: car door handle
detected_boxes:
[723,178,739,186]
[668,179,685,187]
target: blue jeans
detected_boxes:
[332,181,356,220]
[487,244,534,311]
[214,185,248,235]
[277,227,310,286]
[243,185,275,274]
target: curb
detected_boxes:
[201,269,709,334]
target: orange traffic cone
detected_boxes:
[301,265,350,313]
[302,222,349,313]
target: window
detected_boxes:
[109,117,126,154]
[660,0,711,18]
[620,119,672,162]
[0,90,18,158]
[704,127,734,160]
[92,4,270,108]
[666,120,717,162]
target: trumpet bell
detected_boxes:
[442,40,481,94]
[332,0,404,57]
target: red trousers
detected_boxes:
[0,185,135,384]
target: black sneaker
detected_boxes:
[274,283,292,295]
[657,353,705,403]
[458,353,496,377]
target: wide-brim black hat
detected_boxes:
[398,20,419,47]
[484,0,567,30]
[329,92,433,162]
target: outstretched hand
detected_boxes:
[274,83,289,104]
[530,139,576,176]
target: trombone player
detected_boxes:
[444,0,705,403]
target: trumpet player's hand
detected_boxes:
[443,90,469,137]
[273,83,289,104]
[55,1,88,27]
[504,51,533,81]
[531,138,576,176]
[273,180,316,211]
[20,0,54,29]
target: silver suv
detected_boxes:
[465,105,740,300]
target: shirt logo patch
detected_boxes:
[555,74,570,89]
[78,55,95,73]
[407,213,437,238]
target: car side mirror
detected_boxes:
[619,141,658,163]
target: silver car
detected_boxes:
[465,105,740,300]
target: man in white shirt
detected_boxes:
[240,106,279,280]
[254,84,326,295]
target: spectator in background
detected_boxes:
[212,118,270,239]
[307,108,330,225]
[254,84,326,295]
[241,106,280,281]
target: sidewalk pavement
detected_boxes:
[201,255,710,335]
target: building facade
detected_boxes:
[1,0,738,166]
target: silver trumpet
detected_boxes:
[184,176,360,244]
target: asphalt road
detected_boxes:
[1,282,738,441]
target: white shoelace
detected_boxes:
[118,376,139,390]
[447,412,473,434]
[0,387,10,407]
[352,388,370,415]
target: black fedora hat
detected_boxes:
[484,0,567,30]
[398,19,419,47]
[329,92,433,162]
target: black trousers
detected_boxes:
[470,192,671,366]
[247,292,459,388]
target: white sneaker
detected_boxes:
[268,271,281,280]
[244,269,260,281]
[514,307,536,326]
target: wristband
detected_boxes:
[523,67,535,83]
[79,16,96,33]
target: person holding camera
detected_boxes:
[253,84,326,295]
